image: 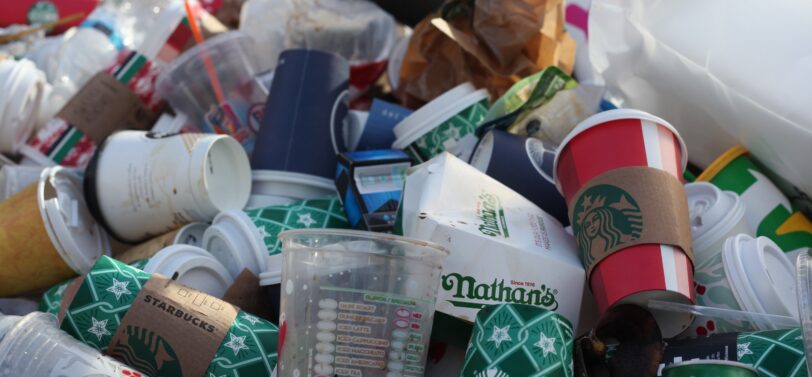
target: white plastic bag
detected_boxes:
[588,0,812,195]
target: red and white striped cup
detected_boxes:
[554,109,694,338]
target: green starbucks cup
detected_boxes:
[663,360,758,377]
[697,145,812,259]
[462,304,573,377]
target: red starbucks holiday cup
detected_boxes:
[554,109,694,338]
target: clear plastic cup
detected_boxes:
[277,229,449,377]
[157,31,266,154]
[0,312,141,376]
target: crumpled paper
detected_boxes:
[397,0,575,108]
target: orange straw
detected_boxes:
[184,0,226,105]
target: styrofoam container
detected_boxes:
[144,244,234,298]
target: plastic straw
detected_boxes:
[648,300,800,330]
[183,1,226,105]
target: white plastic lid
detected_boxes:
[392,87,489,150]
[245,194,297,210]
[663,359,757,373]
[685,183,746,253]
[723,234,797,319]
[202,210,267,279]
[173,222,209,248]
[38,167,111,274]
[553,109,688,194]
[393,82,475,137]
[0,313,21,344]
[144,245,234,298]
[259,269,282,287]
[795,249,812,373]
[251,170,336,199]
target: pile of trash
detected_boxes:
[1,0,811,376]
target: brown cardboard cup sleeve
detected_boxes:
[107,276,238,377]
[567,167,693,276]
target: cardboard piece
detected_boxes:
[568,167,693,276]
[221,269,274,320]
[56,72,159,144]
[109,276,238,377]
[115,228,182,262]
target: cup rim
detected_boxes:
[662,359,758,373]
[695,145,749,182]
[553,108,689,194]
[279,228,450,258]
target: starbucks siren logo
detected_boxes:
[572,184,642,266]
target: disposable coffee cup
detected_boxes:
[0,167,110,296]
[392,82,490,163]
[277,229,449,377]
[85,131,251,243]
[203,196,350,279]
[115,222,208,263]
[462,304,573,377]
[0,312,142,377]
[554,109,693,338]
[248,170,337,209]
[697,145,812,260]
[688,234,797,337]
[157,31,266,154]
[0,59,46,155]
[251,49,349,180]
[144,244,234,298]
[470,130,569,225]
[663,360,758,377]
[0,165,46,202]
[660,327,808,377]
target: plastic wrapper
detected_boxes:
[589,0,812,196]
[397,0,576,107]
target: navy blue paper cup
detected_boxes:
[469,130,569,225]
[251,49,349,179]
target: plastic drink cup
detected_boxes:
[0,167,110,296]
[663,360,758,377]
[85,131,251,243]
[0,59,45,155]
[277,229,450,377]
[554,109,693,338]
[0,312,143,377]
[157,31,266,154]
[697,145,812,261]
[391,82,490,163]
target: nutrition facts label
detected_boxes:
[313,287,431,377]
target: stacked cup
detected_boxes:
[554,109,694,337]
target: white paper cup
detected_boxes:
[202,210,267,279]
[0,59,46,155]
[86,131,251,243]
[144,244,234,298]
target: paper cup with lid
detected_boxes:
[144,244,234,298]
[470,129,569,225]
[203,195,350,280]
[115,222,209,264]
[554,108,694,338]
[663,360,758,377]
[687,234,797,337]
[392,82,490,163]
[0,59,46,155]
[698,145,812,260]
[247,170,337,210]
[85,131,251,243]
[0,166,110,296]
[277,229,449,377]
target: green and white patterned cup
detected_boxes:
[203,195,351,281]
[663,360,758,377]
[59,256,279,377]
[392,82,490,163]
[462,304,573,377]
